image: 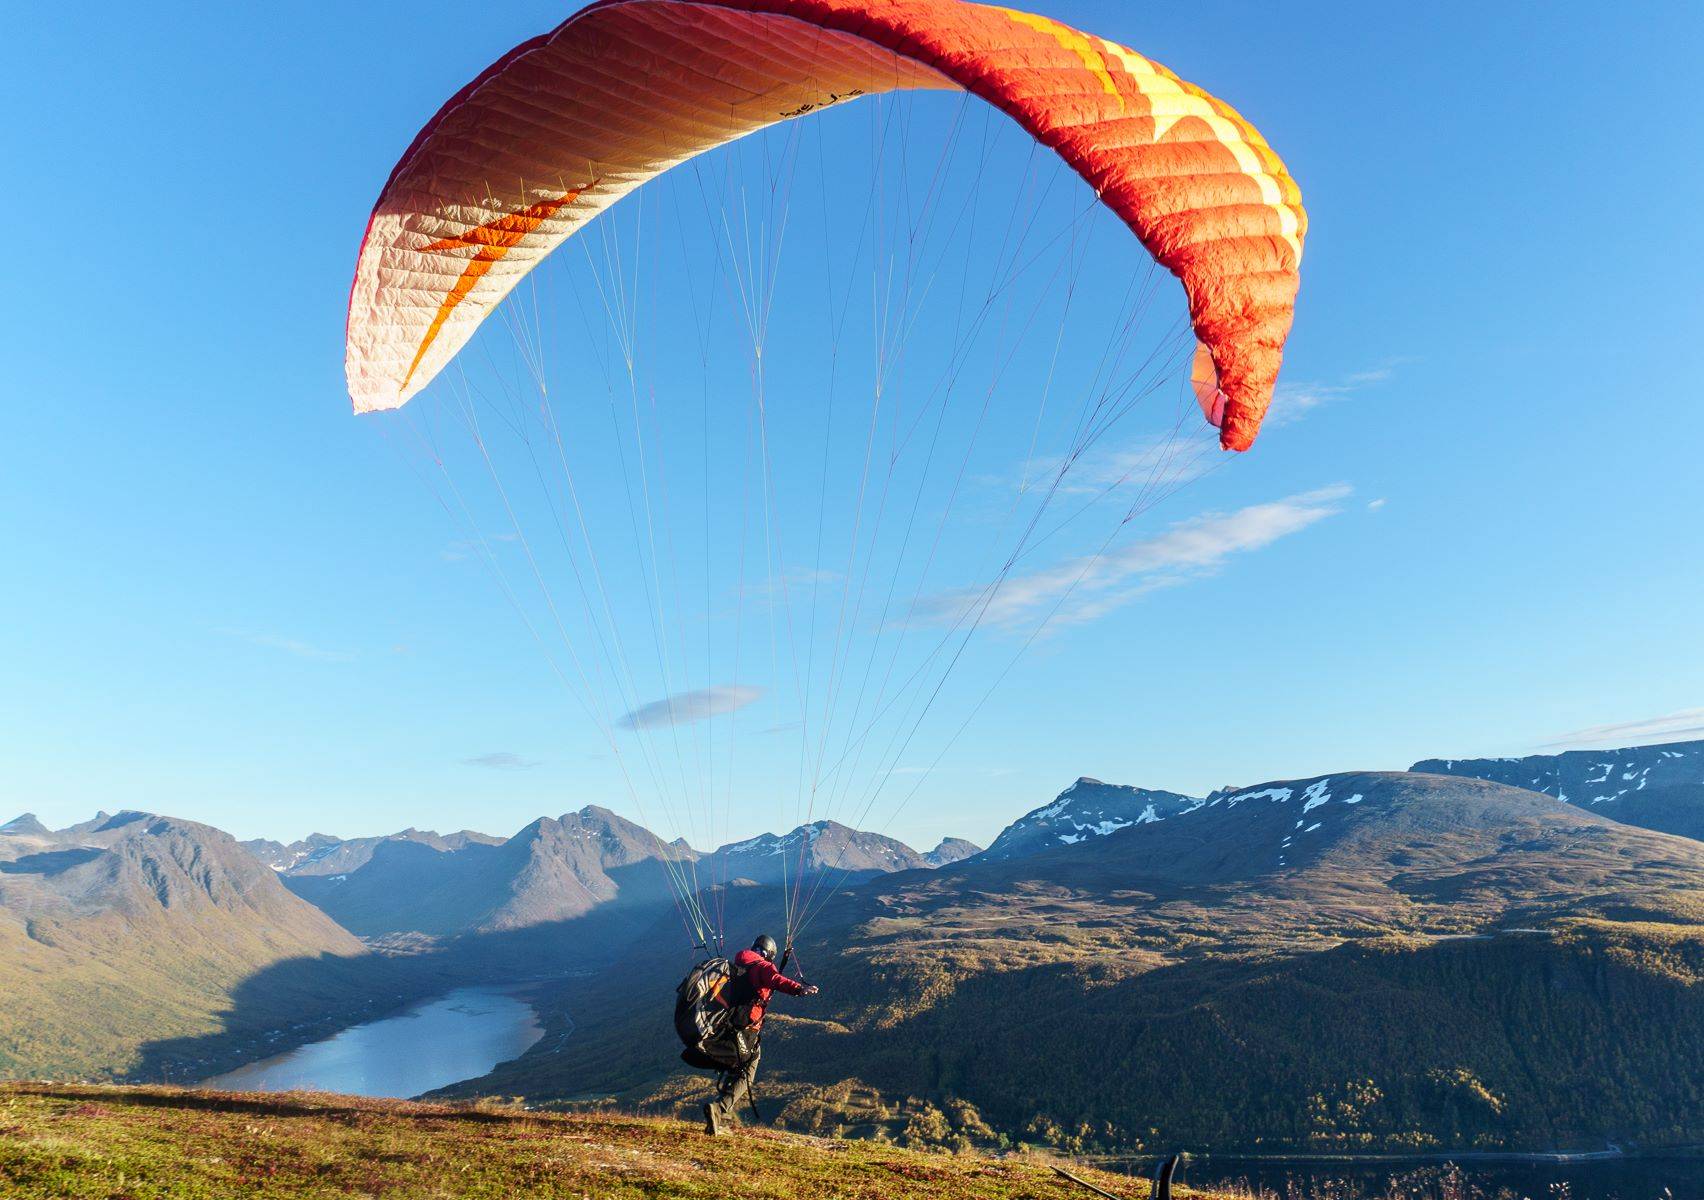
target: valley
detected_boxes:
[6,739,1704,1159]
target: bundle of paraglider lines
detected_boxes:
[343,0,1307,955]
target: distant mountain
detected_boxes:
[284,829,502,877]
[973,777,1201,862]
[0,811,364,1080]
[58,810,114,835]
[475,771,1704,1155]
[838,770,1704,970]
[240,828,503,875]
[924,837,980,867]
[282,809,955,941]
[0,813,49,837]
[240,832,342,872]
[283,806,686,938]
[707,821,931,886]
[1415,738,1704,840]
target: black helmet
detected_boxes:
[752,934,778,961]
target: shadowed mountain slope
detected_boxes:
[258,828,504,877]
[462,772,1704,1154]
[0,813,365,1079]
[284,810,950,940]
[283,807,683,938]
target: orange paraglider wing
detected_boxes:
[346,0,1306,451]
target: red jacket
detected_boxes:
[727,948,806,1029]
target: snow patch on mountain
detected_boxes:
[1416,740,1704,807]
[977,778,1204,862]
[1417,740,1704,843]
[1216,787,1293,808]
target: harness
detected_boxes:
[675,948,801,1126]
[719,963,764,1031]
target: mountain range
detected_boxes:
[269,810,976,941]
[438,747,1704,1153]
[241,828,504,875]
[6,738,1704,1154]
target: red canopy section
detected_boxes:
[346,0,1306,450]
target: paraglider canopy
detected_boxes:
[346,0,1305,451]
[343,0,1308,954]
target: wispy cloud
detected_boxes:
[619,685,764,731]
[463,751,540,770]
[1266,362,1400,427]
[1539,709,1704,751]
[1367,498,1387,511]
[223,630,355,663]
[1019,434,1219,499]
[920,485,1351,632]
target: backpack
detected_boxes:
[675,957,739,1069]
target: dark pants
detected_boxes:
[709,1029,761,1118]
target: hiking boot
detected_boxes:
[702,1102,724,1137]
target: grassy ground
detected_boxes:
[0,1084,1221,1200]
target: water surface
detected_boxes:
[203,985,543,1099]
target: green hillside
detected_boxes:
[0,1084,1225,1200]
[0,815,385,1081]
[450,773,1704,1154]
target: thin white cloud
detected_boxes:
[619,685,764,731]
[921,485,1351,632]
[1020,433,1219,499]
[1266,362,1399,427]
[1539,709,1704,751]
[223,630,355,663]
[1367,498,1387,511]
[463,752,540,770]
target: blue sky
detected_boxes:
[3,2,1700,851]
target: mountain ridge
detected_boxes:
[1415,737,1704,842]
[0,809,367,1079]
[973,776,1203,863]
[456,768,1704,1154]
[269,808,972,940]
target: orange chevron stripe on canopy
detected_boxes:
[346,0,1306,451]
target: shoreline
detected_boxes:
[197,980,552,1094]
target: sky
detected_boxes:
[2,2,1701,852]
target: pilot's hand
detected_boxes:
[801,984,820,997]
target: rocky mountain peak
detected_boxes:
[924,837,981,867]
[977,777,1203,862]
